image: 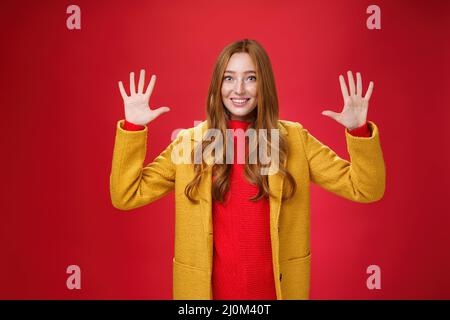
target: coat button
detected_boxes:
[279,273,282,281]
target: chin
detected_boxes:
[231,108,252,116]
[226,105,256,117]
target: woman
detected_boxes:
[110,39,386,300]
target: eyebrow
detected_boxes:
[224,70,256,74]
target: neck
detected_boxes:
[227,109,256,122]
[227,114,256,122]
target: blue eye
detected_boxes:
[223,75,256,81]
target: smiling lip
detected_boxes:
[231,98,250,107]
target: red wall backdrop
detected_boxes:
[0,0,449,299]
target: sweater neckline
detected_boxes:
[226,119,252,129]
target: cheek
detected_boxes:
[249,84,258,97]
[250,86,258,106]
[221,85,229,99]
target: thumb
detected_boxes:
[153,106,171,118]
[321,110,340,121]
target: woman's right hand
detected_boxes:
[118,69,170,126]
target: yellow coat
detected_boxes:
[110,119,386,300]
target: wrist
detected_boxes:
[123,119,146,131]
[347,121,371,137]
[347,122,366,131]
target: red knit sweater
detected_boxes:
[122,118,370,299]
[211,119,276,300]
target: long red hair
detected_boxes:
[185,39,297,203]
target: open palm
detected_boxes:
[118,69,170,126]
[322,71,374,130]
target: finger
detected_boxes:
[339,75,349,101]
[118,81,128,99]
[144,74,156,99]
[347,70,356,96]
[321,110,341,121]
[356,72,362,97]
[153,106,171,118]
[138,69,145,94]
[364,81,374,100]
[130,72,136,95]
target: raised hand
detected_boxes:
[118,69,170,126]
[321,71,374,130]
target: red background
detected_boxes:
[1,0,449,299]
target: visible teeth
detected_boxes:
[232,98,248,103]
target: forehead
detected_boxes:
[225,52,256,73]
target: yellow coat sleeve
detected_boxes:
[298,121,386,203]
[109,120,182,210]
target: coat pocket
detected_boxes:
[279,252,311,300]
[172,258,211,300]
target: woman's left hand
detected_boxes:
[321,71,374,130]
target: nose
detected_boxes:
[234,78,245,94]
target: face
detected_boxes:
[221,52,258,121]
